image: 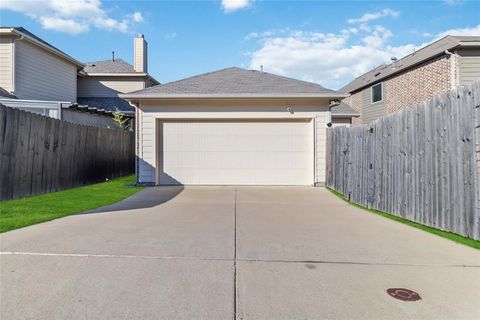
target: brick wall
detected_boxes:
[384,55,451,114]
[349,91,363,126]
[347,54,452,125]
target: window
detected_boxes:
[371,83,383,103]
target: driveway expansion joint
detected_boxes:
[1,252,478,268]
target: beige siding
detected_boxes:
[315,112,330,185]
[134,37,147,73]
[0,37,14,92]
[458,49,480,86]
[136,99,330,185]
[78,77,145,97]
[14,40,77,101]
[361,85,386,124]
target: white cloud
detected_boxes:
[165,32,177,40]
[222,0,253,12]
[246,6,479,91]
[0,0,144,34]
[132,12,144,23]
[443,0,463,5]
[39,17,89,34]
[347,8,400,24]
[247,27,416,90]
[435,24,480,39]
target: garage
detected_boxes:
[120,67,348,186]
[158,119,314,185]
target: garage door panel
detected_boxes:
[159,120,313,185]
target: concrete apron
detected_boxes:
[1,186,479,320]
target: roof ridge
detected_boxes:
[127,66,241,94]
[5,27,82,66]
[258,69,334,91]
[85,58,129,63]
[340,34,474,93]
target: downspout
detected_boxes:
[445,49,456,89]
[135,102,140,184]
[11,35,24,95]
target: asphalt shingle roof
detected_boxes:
[330,102,359,117]
[1,27,84,67]
[0,87,17,99]
[13,27,71,58]
[340,35,480,93]
[77,97,134,112]
[121,67,345,98]
[82,59,138,74]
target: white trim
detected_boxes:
[313,117,317,184]
[331,113,359,118]
[0,28,84,68]
[84,72,148,77]
[0,97,71,104]
[0,98,68,119]
[121,93,348,99]
[155,117,316,186]
[459,41,480,46]
[450,52,457,89]
[11,36,15,94]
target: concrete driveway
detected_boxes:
[1,187,479,319]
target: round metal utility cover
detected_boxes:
[386,288,421,301]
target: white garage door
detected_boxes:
[158,119,314,185]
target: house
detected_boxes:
[77,34,159,115]
[120,67,349,186]
[329,102,359,127]
[0,27,83,102]
[341,35,480,125]
[0,27,158,127]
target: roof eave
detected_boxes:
[84,72,149,77]
[459,41,480,47]
[1,28,85,68]
[344,39,480,94]
[119,93,348,99]
[331,113,360,118]
[147,75,161,85]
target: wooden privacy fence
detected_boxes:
[326,82,480,240]
[0,104,135,200]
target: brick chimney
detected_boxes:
[134,33,147,73]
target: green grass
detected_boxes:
[327,187,480,250]
[0,176,143,233]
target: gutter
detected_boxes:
[119,93,348,100]
[444,49,457,88]
[2,28,85,68]
[347,42,472,94]
[331,113,360,118]
[84,72,149,77]
[82,73,160,85]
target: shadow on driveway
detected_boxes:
[79,185,185,215]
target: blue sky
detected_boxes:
[1,0,479,89]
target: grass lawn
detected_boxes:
[0,175,142,233]
[327,188,480,250]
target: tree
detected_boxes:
[113,107,132,131]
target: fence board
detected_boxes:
[0,105,135,200]
[326,82,480,240]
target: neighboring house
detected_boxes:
[0,27,83,102]
[120,67,349,186]
[341,35,480,125]
[0,27,157,127]
[329,102,359,127]
[77,34,159,115]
